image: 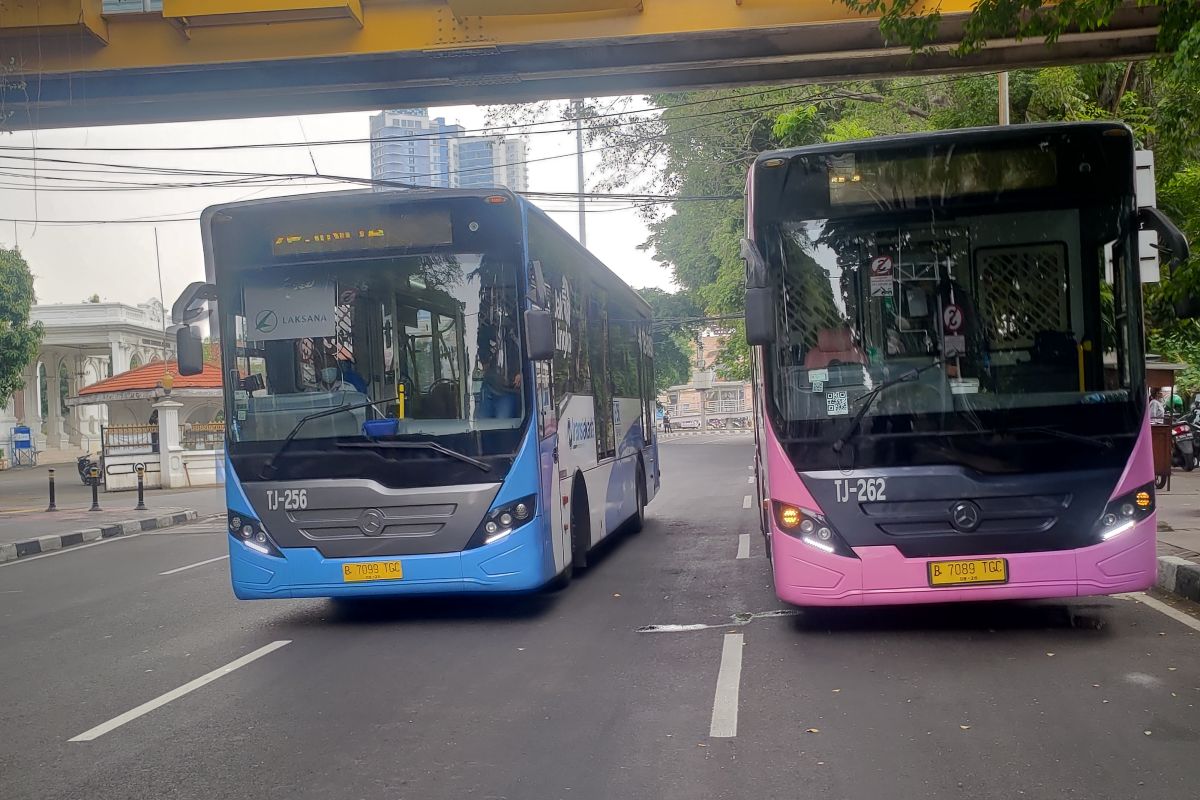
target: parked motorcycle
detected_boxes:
[77,452,101,484]
[1171,419,1196,472]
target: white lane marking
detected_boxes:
[742,494,752,509]
[637,609,799,634]
[159,555,229,576]
[736,534,750,560]
[0,533,143,568]
[747,465,753,470]
[1118,592,1200,633]
[709,633,744,738]
[747,475,754,484]
[69,640,291,742]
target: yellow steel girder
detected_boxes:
[0,0,1161,130]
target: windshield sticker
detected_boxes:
[808,368,829,383]
[812,379,824,393]
[869,255,894,297]
[244,279,335,342]
[826,390,849,416]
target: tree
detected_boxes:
[84,294,100,303]
[0,248,43,408]
[637,287,702,391]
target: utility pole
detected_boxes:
[153,227,168,363]
[572,98,587,248]
[998,72,1010,125]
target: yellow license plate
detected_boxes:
[928,558,1007,587]
[342,561,403,583]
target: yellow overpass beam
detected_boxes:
[0,0,1161,130]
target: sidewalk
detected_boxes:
[659,429,753,440]
[1153,470,1200,602]
[0,470,225,562]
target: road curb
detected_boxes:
[1156,555,1200,603]
[0,510,198,563]
[660,430,753,440]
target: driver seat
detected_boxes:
[805,327,867,369]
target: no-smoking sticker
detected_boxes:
[869,255,894,297]
[942,303,964,333]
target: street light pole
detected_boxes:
[572,98,587,248]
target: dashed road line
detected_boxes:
[742,494,752,509]
[736,534,750,559]
[747,475,754,484]
[709,633,744,738]
[69,640,292,742]
[159,555,229,576]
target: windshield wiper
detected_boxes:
[1002,425,1115,450]
[260,395,398,479]
[831,360,943,454]
[336,439,491,472]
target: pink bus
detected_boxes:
[743,123,1189,607]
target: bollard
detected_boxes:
[46,468,57,512]
[88,467,102,512]
[134,464,147,511]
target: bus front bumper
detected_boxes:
[770,514,1157,607]
[228,516,551,599]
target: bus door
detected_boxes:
[534,358,568,572]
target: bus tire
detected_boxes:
[628,460,646,534]
[571,477,591,574]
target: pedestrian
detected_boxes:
[663,413,672,433]
[1150,388,1166,424]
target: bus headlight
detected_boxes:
[227,511,282,557]
[1095,483,1154,542]
[468,495,538,548]
[771,502,856,558]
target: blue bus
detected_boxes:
[172,188,660,598]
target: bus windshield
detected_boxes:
[757,131,1145,471]
[220,250,526,454]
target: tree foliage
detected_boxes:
[0,248,43,407]
[636,287,702,390]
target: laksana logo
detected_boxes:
[255,310,278,333]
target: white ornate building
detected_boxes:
[0,299,173,457]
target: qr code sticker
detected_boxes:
[826,390,849,416]
[812,379,824,393]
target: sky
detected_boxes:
[0,103,674,309]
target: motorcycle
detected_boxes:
[1171,419,1196,472]
[77,452,102,484]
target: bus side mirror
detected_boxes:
[745,287,775,346]
[176,325,205,376]
[524,308,554,361]
[741,239,774,345]
[1140,207,1197,318]
[1140,207,1190,267]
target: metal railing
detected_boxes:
[101,424,158,455]
[182,422,225,451]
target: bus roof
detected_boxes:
[200,186,651,318]
[751,121,1132,167]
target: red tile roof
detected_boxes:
[78,359,223,396]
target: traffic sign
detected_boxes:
[942,304,964,333]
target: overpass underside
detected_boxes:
[0,1,1162,129]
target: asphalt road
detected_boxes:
[1,433,1198,800]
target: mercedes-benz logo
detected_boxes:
[949,500,982,532]
[359,508,385,536]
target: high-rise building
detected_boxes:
[370,109,529,192]
[369,108,463,188]
[449,135,529,192]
